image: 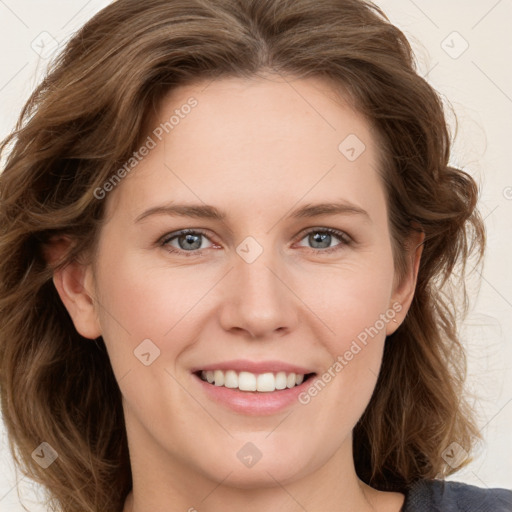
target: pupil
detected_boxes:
[311,232,330,249]
[181,234,201,250]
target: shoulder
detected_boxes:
[402,479,512,512]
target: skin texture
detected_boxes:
[53,75,423,512]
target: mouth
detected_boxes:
[194,369,317,393]
[190,359,318,414]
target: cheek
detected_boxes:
[92,245,228,382]
[293,276,393,455]
[296,249,395,406]
[300,253,395,353]
[92,250,183,368]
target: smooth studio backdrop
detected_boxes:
[0,1,511,509]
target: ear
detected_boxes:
[386,229,424,335]
[44,236,102,340]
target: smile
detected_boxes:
[197,369,315,392]
[191,359,318,414]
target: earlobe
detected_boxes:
[386,230,425,335]
[48,240,102,340]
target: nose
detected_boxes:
[218,245,300,340]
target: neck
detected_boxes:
[124,469,376,512]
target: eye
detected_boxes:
[295,227,351,254]
[160,229,214,257]
[159,227,351,257]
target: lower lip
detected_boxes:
[193,373,315,415]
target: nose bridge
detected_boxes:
[236,236,284,308]
[219,235,298,337]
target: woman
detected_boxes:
[0,0,510,511]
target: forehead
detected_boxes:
[105,75,386,224]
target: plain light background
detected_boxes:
[0,1,511,510]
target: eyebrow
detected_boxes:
[134,200,370,223]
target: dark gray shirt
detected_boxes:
[402,480,512,511]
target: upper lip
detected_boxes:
[191,359,315,375]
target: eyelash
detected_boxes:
[159,227,352,257]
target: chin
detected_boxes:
[188,436,319,489]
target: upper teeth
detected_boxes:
[200,370,305,392]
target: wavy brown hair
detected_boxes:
[0,0,485,511]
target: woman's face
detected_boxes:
[63,75,419,492]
